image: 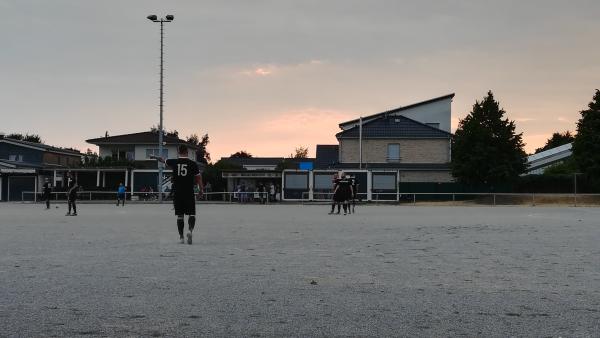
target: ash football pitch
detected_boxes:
[1,203,599,337]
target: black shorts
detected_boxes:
[174,194,196,216]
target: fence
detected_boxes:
[302,191,600,206]
[22,190,600,206]
[21,191,274,204]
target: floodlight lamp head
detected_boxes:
[165,15,174,21]
[147,15,158,21]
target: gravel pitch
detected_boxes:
[1,203,599,337]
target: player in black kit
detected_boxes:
[42,178,52,209]
[153,145,203,244]
[65,172,78,216]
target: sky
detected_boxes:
[2,0,599,160]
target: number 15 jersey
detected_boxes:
[166,158,200,198]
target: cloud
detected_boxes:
[237,60,327,78]
[209,108,356,158]
[240,65,277,77]
[557,116,571,123]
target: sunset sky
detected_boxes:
[2,0,599,160]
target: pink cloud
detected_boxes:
[209,108,356,159]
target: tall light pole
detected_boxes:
[147,14,174,203]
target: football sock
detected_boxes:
[177,216,185,238]
[188,216,196,232]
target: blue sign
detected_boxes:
[299,162,313,170]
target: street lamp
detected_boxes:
[147,14,174,203]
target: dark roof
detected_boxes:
[315,145,339,169]
[336,115,452,139]
[0,137,82,156]
[220,157,316,169]
[86,131,197,149]
[330,162,451,170]
[220,157,285,167]
[339,93,455,128]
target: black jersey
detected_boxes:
[67,177,78,198]
[43,183,51,194]
[166,157,200,197]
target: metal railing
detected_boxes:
[21,190,273,204]
[301,191,600,206]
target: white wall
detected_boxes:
[342,97,453,133]
[395,98,452,133]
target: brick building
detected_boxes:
[282,94,455,201]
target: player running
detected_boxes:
[152,145,203,244]
[65,172,78,216]
[42,178,52,209]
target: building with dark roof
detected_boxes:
[295,95,455,201]
[86,131,198,165]
[0,134,83,201]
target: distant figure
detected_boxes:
[258,183,266,204]
[204,182,212,201]
[329,173,341,214]
[350,176,358,214]
[153,145,203,245]
[116,183,126,206]
[330,172,352,215]
[42,178,52,209]
[65,172,78,216]
[269,183,275,202]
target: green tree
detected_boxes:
[230,151,252,158]
[187,133,211,164]
[150,126,178,138]
[7,133,43,143]
[202,159,242,193]
[572,89,600,178]
[451,91,527,185]
[535,131,574,154]
[542,157,578,176]
[290,146,309,159]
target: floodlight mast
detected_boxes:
[147,15,174,203]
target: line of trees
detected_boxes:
[451,89,600,187]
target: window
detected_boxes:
[426,123,440,129]
[372,173,396,190]
[8,155,23,162]
[284,173,308,189]
[314,173,335,189]
[145,148,169,159]
[387,144,400,162]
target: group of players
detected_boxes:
[40,145,202,245]
[329,171,358,215]
[39,146,360,245]
[41,172,79,216]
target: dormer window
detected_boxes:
[9,155,23,162]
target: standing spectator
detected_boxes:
[204,182,212,201]
[116,183,126,206]
[269,183,275,202]
[42,178,52,209]
[258,183,266,204]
